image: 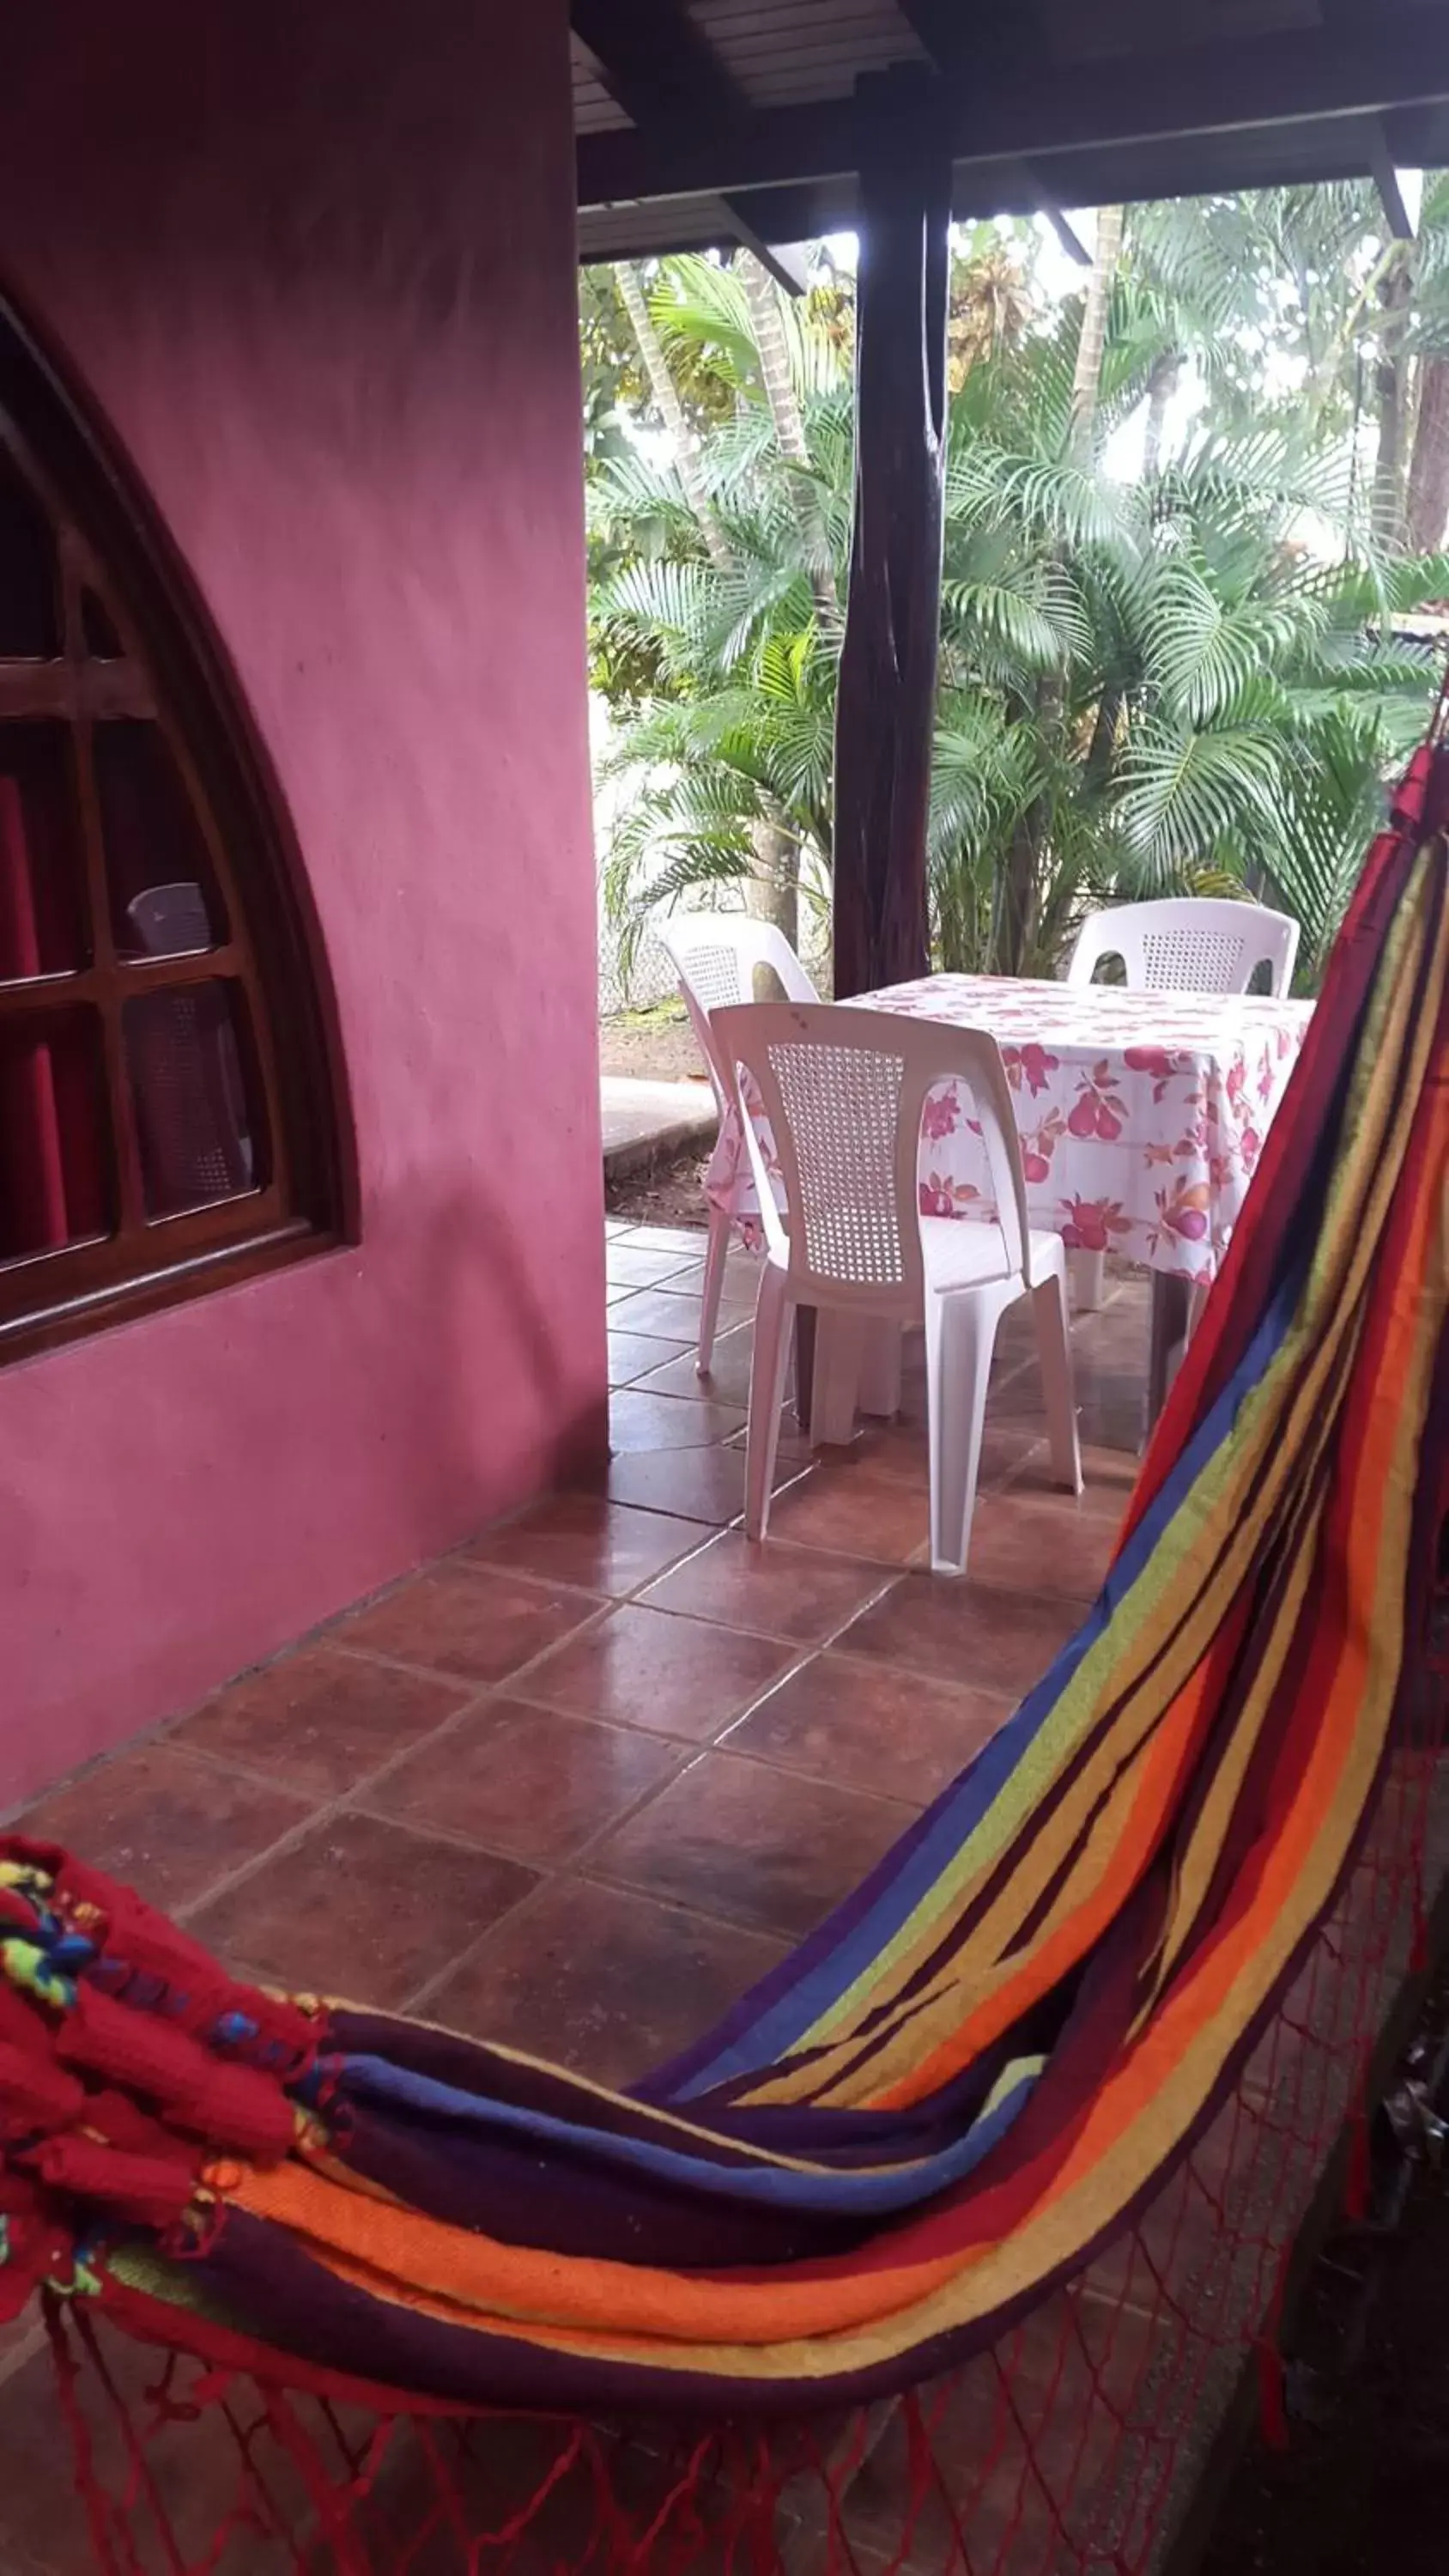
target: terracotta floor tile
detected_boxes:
[427,1878,786,2092]
[640,1529,889,1643]
[363,1701,681,1865]
[632,1323,759,1406]
[621,1223,709,1255]
[835,1571,1082,1700]
[173,1647,470,1800]
[980,1362,1057,1423]
[818,1416,1038,1494]
[609,1389,748,1452]
[608,1327,685,1387]
[1003,1437,1139,1512]
[0,2325,305,2576]
[189,1812,537,2010]
[335,1565,599,1684]
[963,1491,1119,1601]
[1075,1294,1151,1366]
[600,1442,803,1524]
[14,1744,309,1913]
[0,2314,39,2389]
[725,1651,1009,1805]
[605,1242,700,1289]
[665,1254,763,1303]
[590,1753,912,1940]
[724,1414,814,1466]
[460,1493,705,1596]
[602,1285,715,1341]
[1076,1440,1142,1496]
[521,1603,795,1740]
[760,1467,928,1564]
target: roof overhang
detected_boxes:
[573,3,1449,267]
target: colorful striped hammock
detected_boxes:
[3,740,1448,2427]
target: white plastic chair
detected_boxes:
[713,1002,1082,1577]
[653,914,818,1373]
[1066,897,1300,996]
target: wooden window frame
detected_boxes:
[0,295,353,1364]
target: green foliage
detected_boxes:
[588,221,1449,994]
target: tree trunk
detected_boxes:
[998,208,1125,975]
[1143,350,1180,477]
[617,262,732,574]
[738,252,809,464]
[1408,353,1449,554]
[737,251,840,635]
[746,816,799,951]
[997,812,1039,975]
[1070,205,1125,459]
[1084,688,1123,793]
[1373,250,1414,553]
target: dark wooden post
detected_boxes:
[832,66,952,1000]
[794,75,950,1438]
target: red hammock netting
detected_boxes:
[3,743,1449,2576]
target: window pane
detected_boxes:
[0,724,88,979]
[124,977,268,1220]
[0,1005,110,1260]
[0,452,58,657]
[94,720,226,959]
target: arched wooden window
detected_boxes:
[0,299,349,1362]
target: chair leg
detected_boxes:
[696,1206,731,1376]
[1068,1248,1106,1314]
[810,1312,867,1448]
[1033,1272,1083,1494]
[858,1319,904,1420]
[743,1267,792,1541]
[925,1292,1000,1577]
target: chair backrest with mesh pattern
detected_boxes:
[1065,896,1302,994]
[654,916,818,1114]
[1066,898,1300,996]
[712,1002,1031,1309]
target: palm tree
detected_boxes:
[592,239,1448,993]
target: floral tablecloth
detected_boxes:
[706,973,1314,1286]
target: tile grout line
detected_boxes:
[165,1562,912,1957]
[397,1862,792,2025]
[116,1518,841,1930]
[9,1275,1143,2004]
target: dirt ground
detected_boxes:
[604,1142,713,1230]
[599,1001,704,1084]
[601,1005,715,1228]
[1200,1999,1449,2576]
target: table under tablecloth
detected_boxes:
[706,972,1314,1286]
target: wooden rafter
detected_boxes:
[570,0,809,291]
[894,2,1091,260]
[1367,118,1418,241]
[577,9,1449,210]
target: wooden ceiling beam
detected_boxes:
[570,0,809,291]
[1367,117,1418,240]
[577,9,1449,210]
[571,0,728,126]
[894,0,1040,79]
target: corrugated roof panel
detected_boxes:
[690,0,928,106]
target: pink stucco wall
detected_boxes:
[0,2,606,1807]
